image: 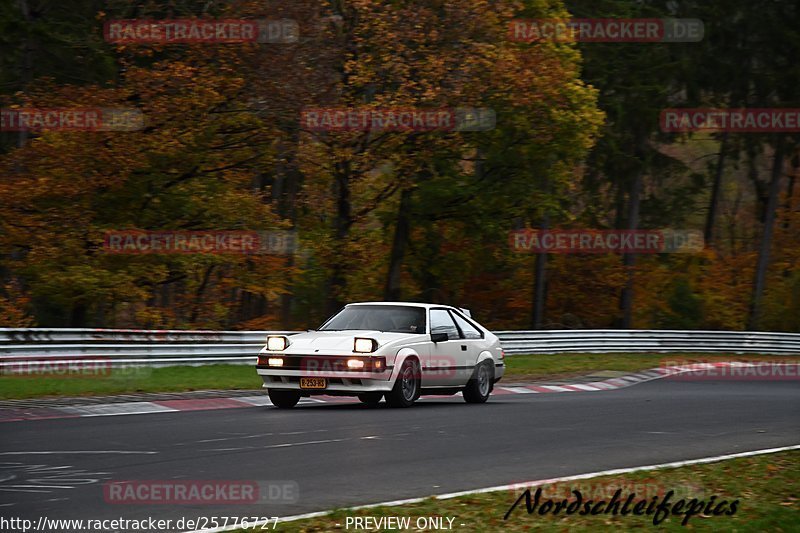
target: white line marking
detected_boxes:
[181,442,800,533]
[207,438,346,452]
[7,484,75,489]
[264,438,345,449]
[195,432,275,444]
[0,451,157,455]
[430,444,800,500]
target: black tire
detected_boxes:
[268,389,301,409]
[385,358,420,408]
[463,361,493,404]
[357,392,383,406]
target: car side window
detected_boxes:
[429,309,460,340]
[450,311,482,339]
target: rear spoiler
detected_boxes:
[459,308,472,318]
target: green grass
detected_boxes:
[243,450,799,532]
[502,352,800,381]
[0,353,796,399]
[0,364,261,399]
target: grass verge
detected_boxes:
[0,353,796,399]
[502,352,800,381]
[244,450,799,532]
[0,364,261,399]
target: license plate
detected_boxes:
[300,377,327,389]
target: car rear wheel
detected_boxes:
[385,358,420,408]
[358,392,383,406]
[268,389,301,409]
[463,361,493,404]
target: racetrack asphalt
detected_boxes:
[1,376,798,531]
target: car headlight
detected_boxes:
[353,337,378,353]
[266,335,289,351]
[268,357,284,367]
[346,359,365,369]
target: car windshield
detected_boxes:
[319,305,427,334]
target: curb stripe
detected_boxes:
[2,362,779,423]
[568,384,601,391]
[539,385,573,392]
[152,398,251,411]
[58,402,178,417]
[499,386,538,394]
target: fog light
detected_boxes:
[347,359,365,369]
[268,357,284,367]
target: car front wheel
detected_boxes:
[268,389,301,409]
[385,358,420,408]
[463,361,493,404]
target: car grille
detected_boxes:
[257,354,385,372]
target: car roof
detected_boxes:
[346,302,456,310]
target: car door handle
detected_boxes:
[461,345,467,351]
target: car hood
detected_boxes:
[273,330,424,354]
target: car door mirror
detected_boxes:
[431,332,448,343]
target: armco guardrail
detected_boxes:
[1,328,798,369]
[0,329,291,369]
[495,329,800,355]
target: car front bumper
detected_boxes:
[256,366,395,394]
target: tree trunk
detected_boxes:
[326,162,352,314]
[782,151,798,231]
[69,302,87,327]
[17,0,33,148]
[748,137,786,330]
[190,265,215,325]
[384,188,412,300]
[417,225,442,303]
[531,214,549,329]
[619,170,643,329]
[274,131,302,328]
[704,132,729,246]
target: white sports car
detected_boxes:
[256,302,505,408]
